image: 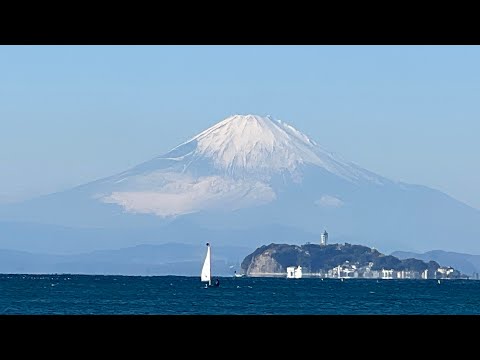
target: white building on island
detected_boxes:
[422,269,428,279]
[381,269,394,279]
[287,266,303,279]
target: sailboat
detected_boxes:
[201,242,219,288]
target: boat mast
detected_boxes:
[207,243,212,286]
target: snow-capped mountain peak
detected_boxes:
[164,114,380,182]
[100,114,384,218]
[4,116,479,257]
[189,114,319,172]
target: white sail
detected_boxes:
[201,243,211,285]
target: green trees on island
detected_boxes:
[241,242,444,274]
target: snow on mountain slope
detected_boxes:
[164,114,380,181]
[2,114,480,254]
[102,176,276,217]
[99,114,385,217]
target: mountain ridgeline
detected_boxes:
[392,250,480,276]
[1,114,480,257]
[241,243,452,277]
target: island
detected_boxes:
[240,243,464,279]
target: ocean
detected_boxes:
[0,274,479,315]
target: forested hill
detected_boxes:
[241,243,445,276]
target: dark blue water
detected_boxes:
[1,274,479,314]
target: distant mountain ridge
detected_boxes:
[1,114,480,255]
[392,250,480,276]
[0,243,252,276]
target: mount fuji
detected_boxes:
[1,114,480,255]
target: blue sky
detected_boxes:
[1,45,479,209]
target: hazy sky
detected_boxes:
[1,45,479,209]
